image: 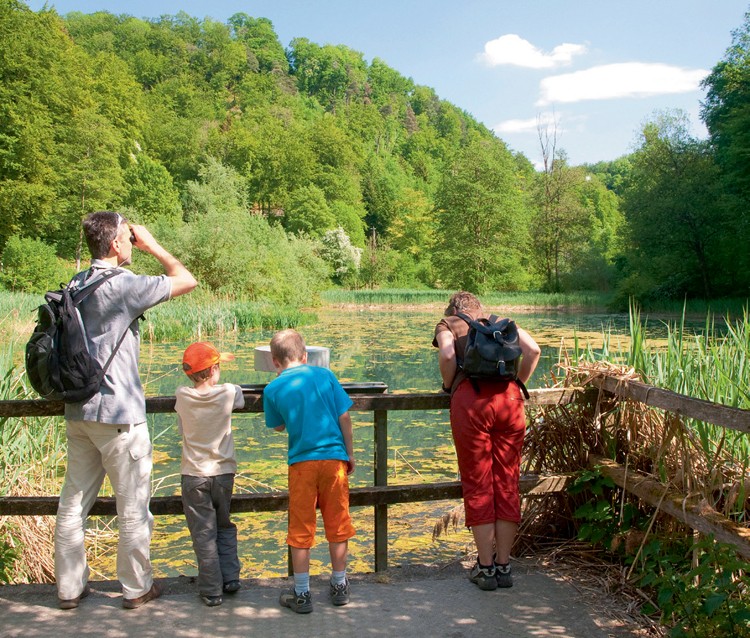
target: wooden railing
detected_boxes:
[0,384,582,572]
[587,376,750,560]
[2,377,748,566]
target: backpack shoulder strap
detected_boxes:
[70,269,121,305]
[455,312,474,326]
[72,268,131,379]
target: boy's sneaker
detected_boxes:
[200,594,223,607]
[223,580,241,594]
[330,579,350,606]
[279,587,313,614]
[495,564,513,588]
[469,562,498,591]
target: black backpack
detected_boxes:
[455,312,529,397]
[25,269,126,403]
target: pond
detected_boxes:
[100,306,692,579]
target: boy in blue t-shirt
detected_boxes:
[263,329,355,614]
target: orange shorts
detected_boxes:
[287,459,355,548]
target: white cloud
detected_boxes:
[494,112,560,134]
[537,62,708,105]
[479,34,587,69]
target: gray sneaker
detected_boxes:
[469,563,498,591]
[279,587,313,614]
[330,579,350,606]
[495,564,513,588]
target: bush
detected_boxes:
[638,537,750,638]
[0,236,70,293]
[319,228,361,285]
[173,208,329,305]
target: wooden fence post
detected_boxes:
[374,408,388,571]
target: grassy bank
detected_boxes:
[321,288,611,308]
[321,288,750,317]
[143,290,317,341]
[0,289,317,344]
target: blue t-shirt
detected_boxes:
[263,364,353,465]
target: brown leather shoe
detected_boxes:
[58,584,90,610]
[123,582,162,609]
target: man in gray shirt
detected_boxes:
[55,211,197,610]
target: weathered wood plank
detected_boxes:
[0,387,583,419]
[590,454,750,560]
[592,376,750,434]
[0,474,573,517]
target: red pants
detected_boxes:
[450,379,526,527]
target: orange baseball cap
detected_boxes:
[182,342,235,375]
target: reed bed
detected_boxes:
[144,294,317,341]
[321,288,610,308]
[512,306,750,636]
[0,289,317,345]
[520,305,750,546]
[0,339,65,584]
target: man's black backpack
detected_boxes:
[25,269,125,403]
[455,312,529,397]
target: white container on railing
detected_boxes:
[253,345,330,372]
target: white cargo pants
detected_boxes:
[54,419,154,600]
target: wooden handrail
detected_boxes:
[0,387,583,572]
[591,376,750,434]
[0,386,583,418]
[590,454,750,560]
[0,474,575,516]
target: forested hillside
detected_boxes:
[1,0,748,306]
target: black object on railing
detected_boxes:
[240,381,388,395]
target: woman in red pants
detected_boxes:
[433,291,540,591]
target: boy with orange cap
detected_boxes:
[175,342,245,607]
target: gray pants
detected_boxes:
[181,473,240,596]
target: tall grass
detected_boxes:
[0,337,65,584]
[322,288,611,308]
[570,302,750,520]
[0,288,317,345]
[144,291,317,341]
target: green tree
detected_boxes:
[0,235,64,293]
[531,124,595,292]
[367,58,414,107]
[361,154,410,235]
[702,11,750,199]
[388,187,436,278]
[288,38,368,112]
[0,2,77,249]
[701,10,750,294]
[433,137,531,293]
[122,150,181,224]
[330,200,366,247]
[284,185,336,237]
[621,111,730,299]
[228,14,288,74]
[182,158,248,222]
[572,174,624,291]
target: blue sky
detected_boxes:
[26,0,749,166]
